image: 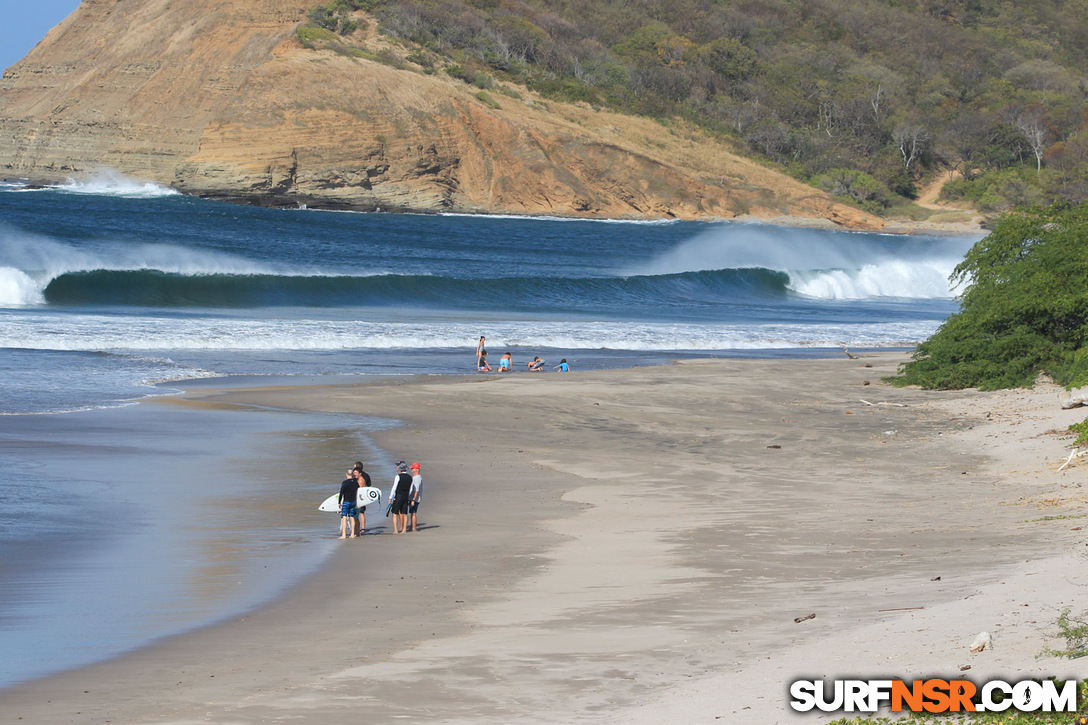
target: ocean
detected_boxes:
[0,175,977,687]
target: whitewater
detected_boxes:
[0,176,978,414]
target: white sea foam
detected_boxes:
[627,222,977,299]
[50,170,180,198]
[0,313,939,352]
[0,267,45,306]
[789,260,961,299]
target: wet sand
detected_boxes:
[1,353,1085,723]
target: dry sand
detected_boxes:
[2,352,1086,723]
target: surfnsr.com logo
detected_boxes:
[789,678,1079,714]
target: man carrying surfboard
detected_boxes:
[338,468,360,539]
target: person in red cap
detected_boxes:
[408,462,423,532]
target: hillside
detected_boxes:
[0,0,906,227]
[354,0,1088,217]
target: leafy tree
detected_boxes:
[698,37,761,81]
[816,168,890,210]
[891,202,1088,390]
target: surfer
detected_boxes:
[352,462,372,534]
[338,468,360,539]
[497,352,513,372]
[389,461,414,534]
[553,358,570,372]
[527,356,545,371]
[475,335,486,369]
[408,462,423,532]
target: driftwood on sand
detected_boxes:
[1058,448,1088,471]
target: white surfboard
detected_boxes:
[318,486,382,512]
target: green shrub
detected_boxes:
[475,91,501,109]
[307,0,369,36]
[890,202,1088,390]
[445,64,474,83]
[526,76,600,105]
[297,25,341,47]
[1068,420,1088,447]
[815,169,891,209]
[405,50,433,68]
[1043,609,1088,659]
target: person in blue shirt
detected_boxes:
[554,358,569,372]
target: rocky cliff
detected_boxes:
[0,0,887,227]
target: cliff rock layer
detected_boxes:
[0,0,885,227]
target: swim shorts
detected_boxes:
[340,502,358,517]
[408,500,420,514]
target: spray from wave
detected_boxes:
[49,170,179,199]
[0,226,286,307]
[626,223,978,299]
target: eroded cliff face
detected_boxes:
[0,0,884,227]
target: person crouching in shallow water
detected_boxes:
[408,462,423,532]
[527,356,545,371]
[389,461,414,533]
[497,351,513,372]
[338,467,360,539]
[478,350,492,372]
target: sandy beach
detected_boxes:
[2,352,1085,723]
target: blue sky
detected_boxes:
[0,1,81,73]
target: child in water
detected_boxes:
[478,350,492,372]
[553,359,569,372]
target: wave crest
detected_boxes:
[629,222,976,299]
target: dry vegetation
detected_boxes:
[298,0,1088,221]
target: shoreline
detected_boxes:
[1,353,1083,722]
[3,178,984,236]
